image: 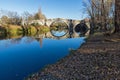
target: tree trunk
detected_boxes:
[114,0,120,33]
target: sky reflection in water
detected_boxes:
[0,36,85,80]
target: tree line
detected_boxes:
[0,8,46,26]
[0,8,49,36]
[83,0,119,34]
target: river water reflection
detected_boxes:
[0,29,86,80]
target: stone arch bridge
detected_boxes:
[22,18,90,33]
[29,18,88,28]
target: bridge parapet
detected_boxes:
[45,18,70,27]
[30,20,45,26]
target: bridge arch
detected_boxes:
[50,30,69,38]
[50,20,69,37]
[27,18,91,36]
[49,19,69,27]
[74,20,88,34]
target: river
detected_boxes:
[0,28,86,80]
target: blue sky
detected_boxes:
[0,0,87,20]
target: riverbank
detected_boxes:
[26,33,120,80]
[0,24,49,36]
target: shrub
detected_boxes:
[38,26,50,33]
[7,25,23,36]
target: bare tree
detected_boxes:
[0,16,9,25]
[7,11,21,25]
[34,8,46,20]
[83,0,114,32]
[21,11,34,33]
[114,0,120,33]
[22,11,32,23]
[0,10,21,25]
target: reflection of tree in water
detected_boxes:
[24,37,35,44]
[50,21,68,28]
[52,27,68,33]
[1,38,22,48]
[50,21,68,31]
[10,38,22,44]
[35,38,43,48]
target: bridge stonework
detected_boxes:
[29,18,82,28]
[31,18,91,40]
[45,19,81,29]
[24,18,90,33]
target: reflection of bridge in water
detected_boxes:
[35,29,90,47]
[35,30,90,39]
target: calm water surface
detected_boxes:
[0,32,85,80]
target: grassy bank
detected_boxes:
[0,24,50,36]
